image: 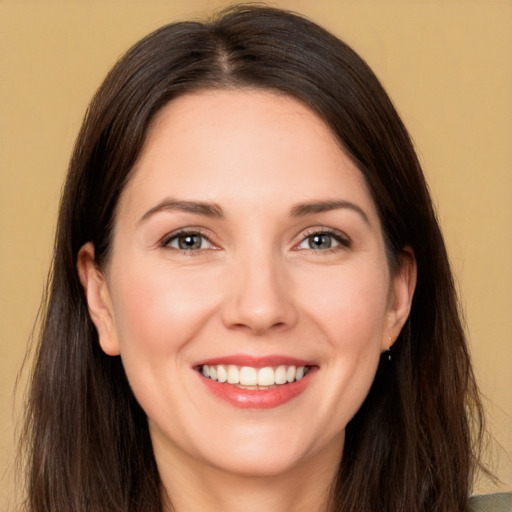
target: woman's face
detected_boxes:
[80,89,414,478]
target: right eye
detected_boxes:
[163,232,214,251]
[297,232,340,250]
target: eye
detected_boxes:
[164,232,213,251]
[296,230,350,251]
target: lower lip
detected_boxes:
[198,368,317,409]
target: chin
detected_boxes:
[206,448,310,478]
[195,424,343,479]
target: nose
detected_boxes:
[221,251,298,336]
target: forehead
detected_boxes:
[119,89,378,223]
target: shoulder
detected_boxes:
[470,493,512,512]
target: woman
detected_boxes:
[20,5,495,512]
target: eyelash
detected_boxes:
[161,229,216,254]
[160,227,351,254]
[296,227,351,253]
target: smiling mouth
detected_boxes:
[198,364,311,389]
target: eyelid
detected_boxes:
[158,226,351,253]
[160,228,220,251]
[293,226,352,251]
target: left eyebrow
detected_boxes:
[289,200,370,225]
[139,198,225,223]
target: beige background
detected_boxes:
[1,0,510,508]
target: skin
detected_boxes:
[78,89,416,512]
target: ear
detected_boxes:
[77,243,120,356]
[383,246,417,350]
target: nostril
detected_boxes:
[220,274,299,334]
[228,320,288,335]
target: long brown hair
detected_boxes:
[20,5,485,511]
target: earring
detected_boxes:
[386,336,392,362]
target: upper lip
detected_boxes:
[193,354,317,368]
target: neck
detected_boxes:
[155,437,342,512]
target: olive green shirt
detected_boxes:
[469,493,512,512]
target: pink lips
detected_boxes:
[195,354,314,368]
[194,354,317,409]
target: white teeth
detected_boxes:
[240,366,258,386]
[217,365,227,383]
[227,365,240,384]
[257,367,275,386]
[274,365,287,385]
[201,363,309,386]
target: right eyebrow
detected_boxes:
[290,199,370,226]
[138,198,225,223]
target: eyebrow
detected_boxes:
[139,198,224,223]
[139,198,370,225]
[290,200,370,225]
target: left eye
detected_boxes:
[164,233,213,251]
[297,232,343,250]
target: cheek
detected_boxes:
[297,262,390,349]
[107,258,225,429]
[109,257,222,358]
[305,264,389,410]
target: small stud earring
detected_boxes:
[386,336,392,362]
